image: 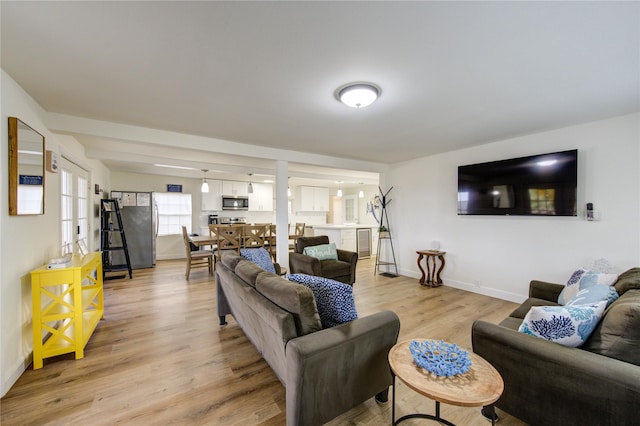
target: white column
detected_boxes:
[275,160,289,271]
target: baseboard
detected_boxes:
[156,254,186,261]
[2,355,29,398]
[396,267,526,304]
[444,279,526,304]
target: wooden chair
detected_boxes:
[212,224,243,261]
[267,224,277,260]
[289,222,305,250]
[181,226,213,279]
[243,224,268,248]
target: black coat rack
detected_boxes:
[375,186,398,277]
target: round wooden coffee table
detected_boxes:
[388,339,504,426]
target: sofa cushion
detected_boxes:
[558,271,618,305]
[240,247,275,273]
[303,243,338,260]
[518,302,607,347]
[582,290,640,365]
[499,316,523,331]
[235,259,265,288]
[221,250,243,270]
[287,274,358,328]
[318,259,352,280]
[613,268,640,296]
[509,297,560,319]
[255,272,322,336]
[566,285,619,308]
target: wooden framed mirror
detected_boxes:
[8,117,45,215]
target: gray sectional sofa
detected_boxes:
[215,250,401,426]
[472,268,640,425]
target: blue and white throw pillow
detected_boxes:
[518,302,607,347]
[566,285,619,308]
[557,269,618,305]
[286,273,358,328]
[240,247,275,274]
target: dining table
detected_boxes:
[189,235,217,248]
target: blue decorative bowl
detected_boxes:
[409,339,472,377]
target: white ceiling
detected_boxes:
[2,1,638,186]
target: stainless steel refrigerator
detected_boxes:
[111,191,157,269]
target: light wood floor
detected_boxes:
[1,258,527,426]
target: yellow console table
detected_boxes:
[30,251,104,369]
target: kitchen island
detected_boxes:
[311,224,378,258]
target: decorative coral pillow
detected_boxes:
[518,302,607,347]
[557,269,618,305]
[566,285,619,308]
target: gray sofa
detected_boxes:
[472,268,640,425]
[215,250,401,426]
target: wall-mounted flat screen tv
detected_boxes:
[458,149,578,216]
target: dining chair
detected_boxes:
[243,224,267,248]
[213,224,243,261]
[181,226,213,279]
[267,224,277,260]
[289,222,306,250]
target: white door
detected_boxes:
[60,158,90,255]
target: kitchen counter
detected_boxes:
[311,225,378,257]
[312,224,376,229]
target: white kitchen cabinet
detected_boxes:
[297,186,329,212]
[201,179,223,211]
[222,180,248,197]
[248,182,273,211]
[341,228,356,252]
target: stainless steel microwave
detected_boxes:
[222,195,249,210]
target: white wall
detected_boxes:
[111,171,204,260]
[1,70,111,396]
[387,113,640,302]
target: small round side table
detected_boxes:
[388,339,504,426]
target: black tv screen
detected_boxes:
[458,150,578,216]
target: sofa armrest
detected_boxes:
[472,320,640,425]
[288,252,322,276]
[337,248,357,264]
[336,249,358,284]
[285,310,400,426]
[529,279,564,302]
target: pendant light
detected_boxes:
[247,173,254,194]
[337,181,343,197]
[287,177,291,197]
[201,169,209,193]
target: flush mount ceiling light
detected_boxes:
[201,169,209,193]
[336,82,381,108]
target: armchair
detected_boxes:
[289,236,358,285]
